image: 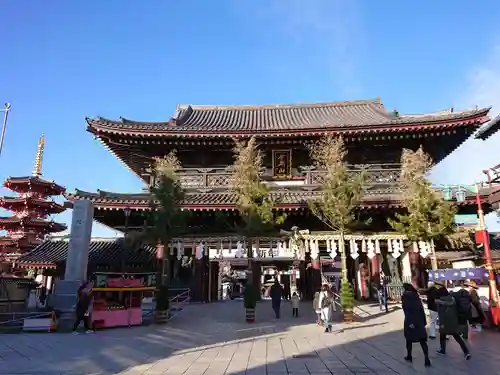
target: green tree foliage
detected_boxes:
[145,150,186,285]
[308,135,365,284]
[388,147,456,242]
[230,136,285,237]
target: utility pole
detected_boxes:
[0,103,12,159]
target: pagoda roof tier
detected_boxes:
[3,176,65,195]
[0,197,65,214]
[65,186,492,212]
[16,238,156,269]
[87,99,490,139]
[0,217,67,233]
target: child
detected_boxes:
[291,292,300,317]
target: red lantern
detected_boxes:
[156,244,164,260]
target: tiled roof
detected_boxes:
[435,232,500,261]
[0,217,66,232]
[65,185,488,211]
[476,113,500,140]
[16,239,156,268]
[3,176,65,195]
[0,197,65,214]
[86,99,491,137]
[65,188,403,210]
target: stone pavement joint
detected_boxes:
[0,301,498,374]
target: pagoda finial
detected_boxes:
[32,134,45,177]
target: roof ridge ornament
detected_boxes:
[32,134,45,177]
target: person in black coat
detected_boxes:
[270,279,283,319]
[402,283,431,367]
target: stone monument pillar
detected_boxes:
[65,200,94,281]
[52,200,93,330]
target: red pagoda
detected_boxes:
[0,135,66,264]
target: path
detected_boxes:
[0,301,498,374]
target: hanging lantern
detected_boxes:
[235,241,244,258]
[418,241,430,258]
[176,241,184,261]
[350,239,359,260]
[366,239,375,259]
[455,188,466,203]
[392,239,401,258]
[156,244,164,260]
[195,243,204,260]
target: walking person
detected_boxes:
[422,281,449,339]
[453,286,473,339]
[402,283,431,367]
[291,292,299,317]
[465,281,485,332]
[270,279,283,319]
[436,291,471,359]
[72,281,94,334]
[318,284,333,333]
[379,274,389,313]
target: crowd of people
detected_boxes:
[402,280,483,366]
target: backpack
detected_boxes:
[320,292,332,308]
[453,289,472,316]
[437,295,459,334]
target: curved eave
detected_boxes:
[64,190,487,211]
[87,113,489,138]
[16,262,58,269]
[476,113,500,140]
[0,198,66,213]
[3,178,66,195]
[0,220,67,232]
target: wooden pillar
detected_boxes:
[371,255,381,286]
[299,260,307,299]
[409,252,426,288]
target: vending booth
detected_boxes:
[90,272,156,330]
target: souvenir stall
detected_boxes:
[90,272,156,329]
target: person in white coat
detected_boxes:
[318,284,333,333]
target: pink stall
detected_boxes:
[90,272,155,330]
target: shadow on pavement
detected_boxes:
[0,300,497,374]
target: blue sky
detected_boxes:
[1,0,500,237]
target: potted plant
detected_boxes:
[155,285,169,324]
[340,279,355,323]
[243,284,257,323]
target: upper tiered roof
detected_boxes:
[3,176,65,195]
[86,98,491,138]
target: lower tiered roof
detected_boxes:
[0,217,66,232]
[65,186,493,212]
[16,238,156,269]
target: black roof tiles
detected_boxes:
[17,239,156,268]
[86,99,491,137]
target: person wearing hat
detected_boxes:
[422,281,449,339]
[464,280,485,331]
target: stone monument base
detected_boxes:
[50,280,81,331]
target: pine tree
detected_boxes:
[388,147,456,270]
[230,136,285,239]
[308,135,365,315]
[146,150,186,286]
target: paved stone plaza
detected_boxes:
[0,301,499,375]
